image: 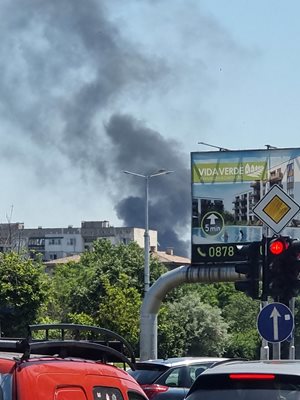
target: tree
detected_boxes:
[41,242,263,359]
[221,291,260,359]
[43,260,95,322]
[0,252,49,336]
[158,292,229,358]
[97,273,142,348]
[41,239,162,353]
[63,239,167,317]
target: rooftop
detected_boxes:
[44,250,190,268]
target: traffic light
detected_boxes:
[267,236,300,302]
[234,242,261,299]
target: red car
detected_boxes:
[0,323,147,400]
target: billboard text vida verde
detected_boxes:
[192,161,267,183]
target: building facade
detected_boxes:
[0,221,157,261]
[232,157,300,225]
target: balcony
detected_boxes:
[269,171,283,184]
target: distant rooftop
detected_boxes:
[44,250,190,269]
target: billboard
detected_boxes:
[191,148,300,264]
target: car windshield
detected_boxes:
[128,368,166,385]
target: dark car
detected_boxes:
[128,357,229,400]
[186,359,300,400]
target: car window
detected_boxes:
[93,387,124,400]
[156,367,188,387]
[188,363,214,384]
[1,373,12,400]
[164,368,181,387]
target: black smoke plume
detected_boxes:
[0,0,237,257]
[105,114,190,256]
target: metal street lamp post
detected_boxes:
[123,169,173,293]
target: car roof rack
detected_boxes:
[0,323,136,370]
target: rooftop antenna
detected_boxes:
[198,141,230,151]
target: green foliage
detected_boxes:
[0,240,281,362]
[41,240,150,347]
[158,292,229,358]
[164,282,260,359]
[97,273,142,347]
[51,239,166,318]
[0,252,49,336]
[211,283,237,309]
[224,329,260,359]
[66,312,96,326]
[221,292,260,359]
[38,260,89,322]
[165,283,220,307]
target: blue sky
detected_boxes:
[104,0,300,153]
[0,0,300,252]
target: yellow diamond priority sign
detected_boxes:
[253,185,300,233]
[263,195,291,224]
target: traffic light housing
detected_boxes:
[235,242,261,299]
[267,236,300,302]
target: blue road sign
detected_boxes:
[257,303,294,343]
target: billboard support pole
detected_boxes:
[260,225,270,360]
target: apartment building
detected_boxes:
[0,221,157,261]
[232,157,300,224]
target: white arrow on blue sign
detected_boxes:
[257,303,294,343]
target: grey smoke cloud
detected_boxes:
[0,0,250,255]
[0,0,164,173]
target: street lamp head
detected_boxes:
[149,169,174,178]
[123,169,174,179]
[123,170,146,178]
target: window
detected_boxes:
[49,238,61,245]
[67,238,76,246]
[1,373,12,400]
[188,364,212,384]
[28,238,45,246]
[93,387,123,400]
[157,367,186,387]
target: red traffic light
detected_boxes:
[269,239,288,255]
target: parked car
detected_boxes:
[128,357,230,400]
[186,359,300,400]
[0,323,147,400]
